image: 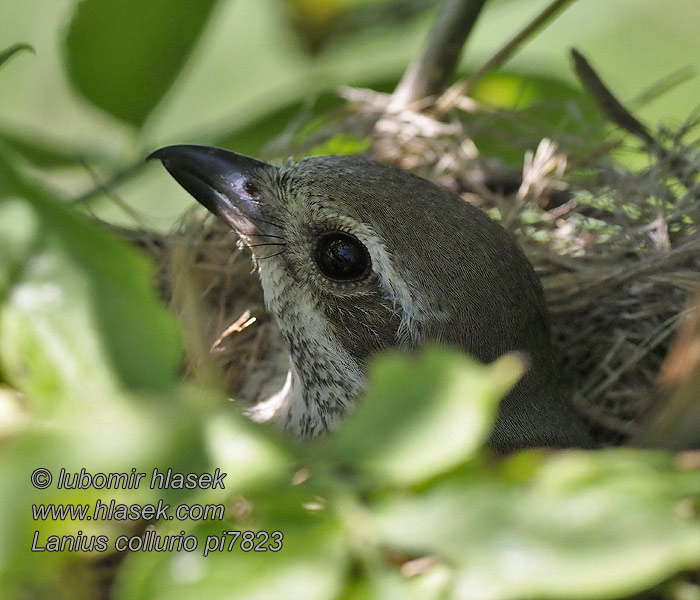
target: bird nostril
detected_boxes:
[243,180,260,197]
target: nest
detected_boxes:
[141,89,700,446]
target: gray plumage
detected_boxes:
[150,145,594,452]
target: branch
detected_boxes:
[391,0,489,109]
[436,0,576,115]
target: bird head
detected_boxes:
[149,145,593,448]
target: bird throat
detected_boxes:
[251,260,365,438]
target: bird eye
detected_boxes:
[313,231,371,282]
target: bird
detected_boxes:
[148,144,595,452]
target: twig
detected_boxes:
[630,65,697,109]
[436,0,577,116]
[77,158,147,225]
[391,0,489,110]
[0,43,34,68]
[71,161,147,206]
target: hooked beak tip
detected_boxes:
[146,144,198,165]
[145,147,166,162]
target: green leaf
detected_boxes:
[328,347,524,486]
[374,451,700,600]
[0,128,118,169]
[0,43,34,69]
[63,0,218,127]
[0,154,182,408]
[0,387,215,600]
[304,132,372,156]
[339,567,448,600]
[116,495,347,600]
[202,409,293,492]
[467,72,607,168]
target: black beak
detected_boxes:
[147,144,277,237]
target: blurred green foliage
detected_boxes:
[65,0,218,127]
[1,0,699,225]
[1,164,699,597]
[1,1,700,598]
